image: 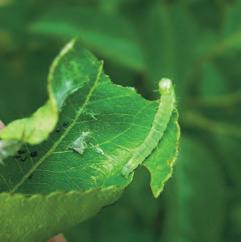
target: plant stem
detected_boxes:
[186,91,241,108]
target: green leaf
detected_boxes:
[144,110,180,198]
[0,40,179,241]
[198,1,241,61]
[199,63,228,97]
[213,135,241,187]
[0,187,122,242]
[122,79,176,177]
[0,40,81,145]
[64,168,161,242]
[184,0,227,30]
[31,7,145,71]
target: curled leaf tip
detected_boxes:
[60,39,76,56]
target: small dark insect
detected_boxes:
[17,149,26,155]
[28,174,33,179]
[30,151,38,158]
[55,127,61,133]
[20,156,27,162]
[63,122,69,128]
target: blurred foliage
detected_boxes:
[0,0,240,241]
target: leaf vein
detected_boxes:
[11,62,104,192]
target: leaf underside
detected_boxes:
[0,40,179,242]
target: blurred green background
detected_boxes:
[0,0,240,241]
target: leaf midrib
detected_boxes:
[11,62,103,193]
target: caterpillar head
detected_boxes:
[159,78,172,94]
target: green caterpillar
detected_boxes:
[121,78,176,177]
